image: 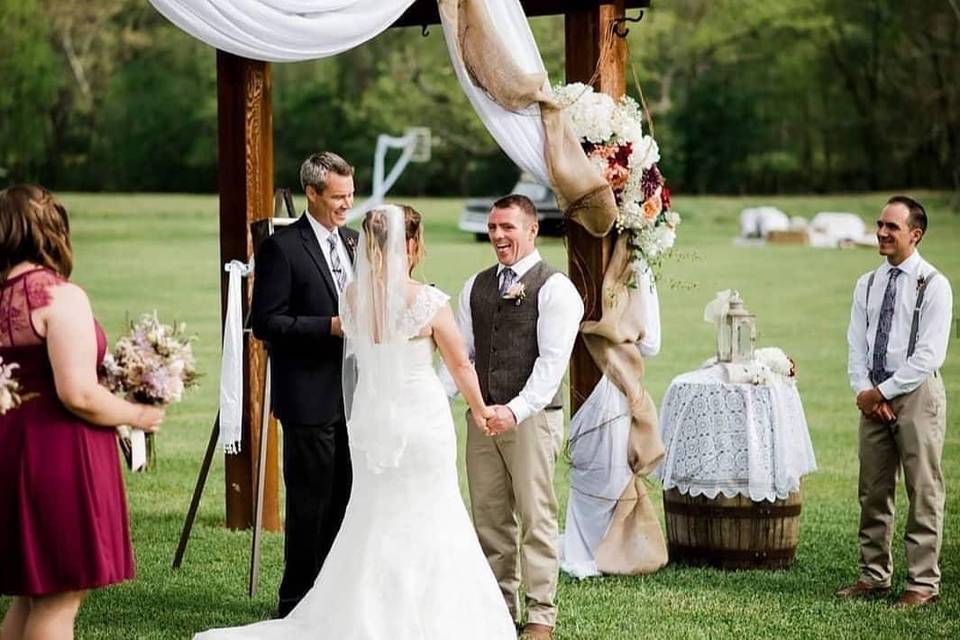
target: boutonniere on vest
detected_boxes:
[345,235,357,254]
[503,282,526,306]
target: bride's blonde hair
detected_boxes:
[362,204,425,277]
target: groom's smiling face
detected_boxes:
[488,205,538,266]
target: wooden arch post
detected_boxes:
[217,51,281,532]
[565,1,627,412]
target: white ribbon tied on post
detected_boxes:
[703,289,735,325]
[220,260,253,454]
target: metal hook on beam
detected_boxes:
[612,11,645,38]
[421,24,430,37]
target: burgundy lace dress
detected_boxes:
[0,268,134,596]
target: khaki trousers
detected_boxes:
[466,409,564,627]
[858,374,947,595]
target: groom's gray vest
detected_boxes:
[471,260,564,412]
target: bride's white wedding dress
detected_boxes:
[195,286,515,640]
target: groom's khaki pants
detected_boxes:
[857,373,947,595]
[466,409,564,627]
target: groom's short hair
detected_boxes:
[492,194,538,223]
[300,152,354,194]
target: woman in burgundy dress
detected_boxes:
[0,185,164,640]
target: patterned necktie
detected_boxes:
[328,233,346,293]
[499,267,517,297]
[871,267,902,384]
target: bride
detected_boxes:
[195,204,515,639]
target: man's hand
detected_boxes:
[471,407,494,435]
[856,388,884,415]
[331,316,343,337]
[872,401,897,424]
[486,405,517,435]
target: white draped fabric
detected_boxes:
[147,0,416,62]
[438,0,552,186]
[560,376,634,579]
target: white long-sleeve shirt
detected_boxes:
[847,251,953,399]
[305,212,353,293]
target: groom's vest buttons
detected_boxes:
[472,261,563,411]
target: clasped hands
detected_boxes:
[473,405,516,436]
[856,387,896,424]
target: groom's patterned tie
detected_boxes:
[499,267,517,297]
[871,267,902,385]
[328,233,346,293]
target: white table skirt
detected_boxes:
[654,365,817,502]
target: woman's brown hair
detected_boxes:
[0,184,74,280]
[399,204,425,271]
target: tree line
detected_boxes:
[1,0,957,198]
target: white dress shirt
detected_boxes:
[305,212,353,293]
[847,251,953,399]
[441,250,585,423]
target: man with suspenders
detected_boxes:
[838,195,953,607]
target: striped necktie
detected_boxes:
[871,267,902,384]
[328,233,346,292]
[499,267,517,297]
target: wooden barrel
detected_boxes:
[663,488,802,570]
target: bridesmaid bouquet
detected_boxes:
[100,312,198,470]
[0,356,23,415]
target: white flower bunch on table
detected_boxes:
[749,347,797,386]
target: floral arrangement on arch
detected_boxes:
[0,356,24,415]
[553,82,681,277]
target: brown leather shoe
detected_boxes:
[835,580,891,599]
[519,623,554,640]
[892,590,939,608]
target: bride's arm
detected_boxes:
[432,304,493,427]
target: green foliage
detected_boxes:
[0,0,957,198]
[1,192,957,638]
[91,34,217,191]
[0,0,62,179]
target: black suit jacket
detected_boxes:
[250,215,359,425]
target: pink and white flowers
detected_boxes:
[100,311,198,406]
[552,82,681,275]
[0,356,23,415]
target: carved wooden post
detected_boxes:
[217,51,280,532]
[565,1,627,412]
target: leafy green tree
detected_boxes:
[0,0,62,181]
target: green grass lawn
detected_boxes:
[2,192,958,639]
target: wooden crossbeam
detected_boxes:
[393,0,648,28]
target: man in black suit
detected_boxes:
[250,151,359,617]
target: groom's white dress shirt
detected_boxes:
[306,212,353,294]
[847,251,952,399]
[442,250,586,423]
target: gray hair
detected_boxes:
[299,152,354,194]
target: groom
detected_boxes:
[250,151,359,617]
[447,194,583,640]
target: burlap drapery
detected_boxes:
[442,0,666,574]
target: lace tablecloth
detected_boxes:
[654,364,817,502]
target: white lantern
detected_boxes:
[717,291,756,363]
